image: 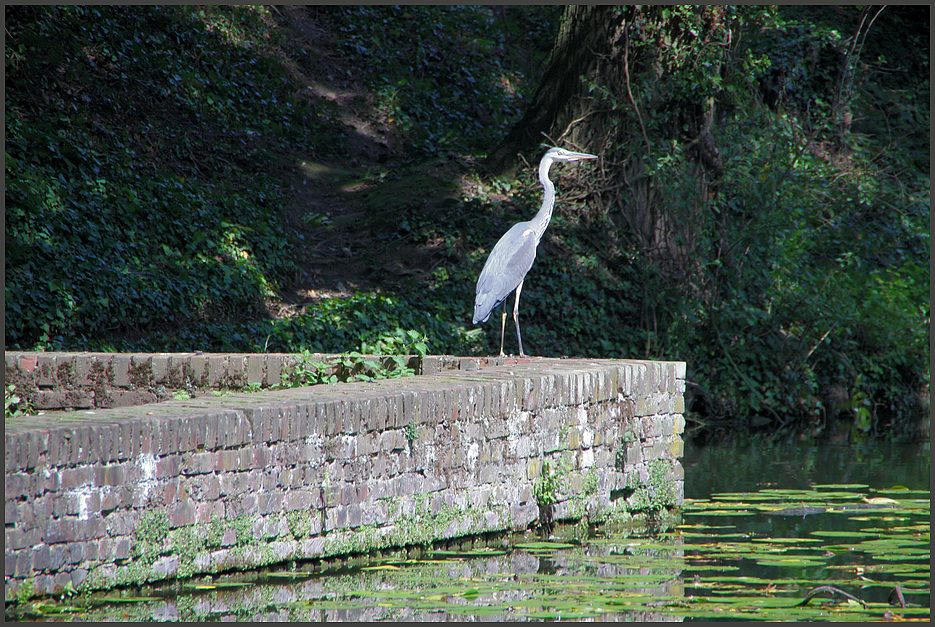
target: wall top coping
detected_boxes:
[5,356,686,472]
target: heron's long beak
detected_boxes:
[566,151,598,161]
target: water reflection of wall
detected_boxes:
[75,538,686,622]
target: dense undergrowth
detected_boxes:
[4,6,928,439]
[6,6,317,349]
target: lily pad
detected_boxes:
[809,530,877,538]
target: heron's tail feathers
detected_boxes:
[473,292,503,325]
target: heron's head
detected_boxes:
[543,147,598,163]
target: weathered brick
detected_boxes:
[236,412,251,447]
[100,489,119,513]
[111,356,132,387]
[134,419,149,457]
[170,501,196,528]
[279,407,294,442]
[44,518,75,545]
[166,419,180,455]
[103,512,135,538]
[228,355,245,385]
[182,451,214,476]
[270,408,282,443]
[46,551,65,578]
[30,544,51,571]
[156,455,181,478]
[149,355,169,384]
[202,475,221,501]
[341,400,357,434]
[114,538,131,560]
[176,418,191,453]
[17,353,39,373]
[251,446,268,469]
[217,449,238,472]
[246,355,264,386]
[309,403,325,435]
[66,542,84,565]
[324,506,347,532]
[4,556,17,577]
[196,501,224,524]
[405,390,422,426]
[27,430,44,470]
[36,354,56,388]
[187,355,207,386]
[391,394,405,429]
[265,354,283,387]
[96,424,114,464]
[372,397,387,431]
[2,354,686,595]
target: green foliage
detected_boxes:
[335,351,412,383]
[534,458,571,508]
[5,6,321,350]
[568,5,929,437]
[280,350,339,387]
[667,92,929,435]
[279,329,429,388]
[133,510,170,559]
[12,578,34,605]
[625,459,677,515]
[318,6,557,156]
[5,384,34,419]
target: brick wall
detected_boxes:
[4,356,686,601]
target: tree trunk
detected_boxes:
[482,6,616,176]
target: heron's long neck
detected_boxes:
[531,157,556,241]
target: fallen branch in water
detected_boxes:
[795,585,868,609]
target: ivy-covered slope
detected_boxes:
[6,6,320,349]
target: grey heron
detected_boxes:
[473,147,597,357]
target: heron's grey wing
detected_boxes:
[473,223,539,324]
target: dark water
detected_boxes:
[683,438,931,498]
[9,438,931,621]
[679,438,930,618]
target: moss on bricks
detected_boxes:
[286,509,314,539]
[605,458,681,531]
[76,511,282,593]
[321,498,508,558]
[55,359,77,387]
[127,358,153,390]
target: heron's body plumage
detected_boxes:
[473,222,537,324]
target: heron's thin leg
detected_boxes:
[499,306,507,357]
[514,280,525,357]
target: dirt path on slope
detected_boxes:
[263,6,468,320]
